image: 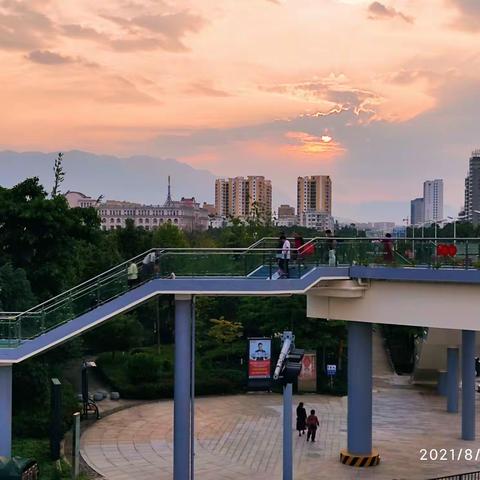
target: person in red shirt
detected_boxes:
[306,409,319,442]
[382,233,394,263]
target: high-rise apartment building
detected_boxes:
[423,179,443,222]
[297,176,332,227]
[214,176,272,219]
[297,176,332,216]
[464,150,480,225]
[410,197,425,225]
[214,178,230,217]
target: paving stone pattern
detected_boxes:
[81,388,480,480]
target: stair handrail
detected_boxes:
[3,237,478,321]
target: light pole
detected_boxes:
[433,218,447,243]
[273,332,304,480]
[447,215,466,244]
[402,217,409,241]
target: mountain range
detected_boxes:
[0,150,216,205]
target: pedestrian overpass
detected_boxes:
[1,237,480,478]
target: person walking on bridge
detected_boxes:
[382,233,394,263]
[127,261,138,288]
[278,233,291,278]
[325,229,337,266]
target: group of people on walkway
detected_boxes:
[127,251,161,288]
[277,230,397,278]
[296,402,320,442]
[276,229,336,279]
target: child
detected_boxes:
[306,409,319,442]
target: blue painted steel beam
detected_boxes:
[174,296,192,480]
[347,322,372,455]
[283,383,293,480]
[437,370,447,396]
[447,347,459,413]
[462,330,476,440]
[0,365,12,457]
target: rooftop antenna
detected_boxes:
[167,175,172,204]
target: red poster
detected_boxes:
[248,339,271,379]
[298,351,317,392]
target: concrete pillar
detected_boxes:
[347,322,372,455]
[0,365,12,457]
[174,295,192,480]
[447,347,459,413]
[437,370,447,396]
[462,330,476,440]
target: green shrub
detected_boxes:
[120,379,174,399]
[127,353,161,384]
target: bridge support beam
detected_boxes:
[347,321,372,455]
[340,322,379,467]
[462,330,476,440]
[447,347,459,413]
[174,295,193,480]
[0,365,12,457]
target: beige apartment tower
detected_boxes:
[215,176,272,219]
[297,176,332,215]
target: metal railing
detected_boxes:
[429,471,480,480]
[1,237,480,348]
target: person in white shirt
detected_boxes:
[127,261,138,288]
[278,234,291,278]
[142,251,156,277]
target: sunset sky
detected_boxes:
[1,0,480,220]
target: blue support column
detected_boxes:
[447,347,459,413]
[437,370,447,396]
[347,322,372,456]
[283,383,293,480]
[174,295,192,480]
[0,365,12,457]
[462,331,476,440]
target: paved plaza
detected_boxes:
[81,386,480,480]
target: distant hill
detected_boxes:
[0,150,216,205]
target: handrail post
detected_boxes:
[96,279,101,305]
[269,256,272,279]
[465,240,469,270]
[17,319,21,343]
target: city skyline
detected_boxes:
[0,1,479,221]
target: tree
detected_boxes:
[113,218,151,259]
[208,317,243,344]
[208,316,243,361]
[84,313,144,357]
[51,152,65,197]
[0,263,36,311]
[151,223,188,248]
[0,177,103,299]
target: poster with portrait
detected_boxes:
[298,351,317,392]
[248,338,272,379]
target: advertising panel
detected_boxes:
[248,338,272,379]
[298,351,317,392]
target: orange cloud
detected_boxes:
[284,131,346,158]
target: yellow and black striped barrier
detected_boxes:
[340,449,380,467]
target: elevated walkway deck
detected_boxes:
[3,237,480,365]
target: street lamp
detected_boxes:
[447,215,467,244]
[432,218,447,243]
[402,217,409,241]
